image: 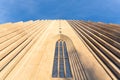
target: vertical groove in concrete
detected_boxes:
[68,20,120,80]
[0,20,51,80]
[68,41,88,80]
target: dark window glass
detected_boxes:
[56,42,58,47]
[52,40,72,78]
[60,41,62,47]
[59,58,65,77]
[60,47,63,58]
[52,58,58,77]
[63,42,68,58]
[54,47,58,58]
[65,59,72,77]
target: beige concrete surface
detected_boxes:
[0,20,119,80]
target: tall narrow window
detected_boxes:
[52,40,72,78]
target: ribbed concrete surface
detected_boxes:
[0,20,119,80]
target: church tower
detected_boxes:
[0,20,119,80]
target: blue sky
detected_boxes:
[0,0,120,24]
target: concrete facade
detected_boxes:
[0,20,119,80]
